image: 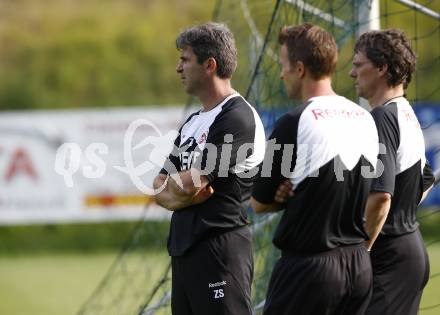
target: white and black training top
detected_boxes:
[160,93,266,256]
[371,96,434,236]
[252,95,379,253]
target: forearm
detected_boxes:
[419,184,434,205]
[364,192,391,251]
[251,198,285,214]
[153,174,191,211]
[155,188,194,211]
[153,171,211,211]
[259,203,285,213]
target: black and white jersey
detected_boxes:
[252,95,379,253]
[371,97,434,236]
[160,93,266,256]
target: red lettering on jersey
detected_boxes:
[312,109,325,120]
[401,109,421,128]
[5,149,38,182]
[327,109,337,118]
[312,108,366,121]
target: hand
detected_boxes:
[363,240,372,252]
[153,174,167,190]
[191,185,214,205]
[274,180,294,204]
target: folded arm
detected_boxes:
[251,180,294,213]
[250,198,285,213]
[153,169,213,211]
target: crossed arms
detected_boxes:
[153,169,213,211]
[251,179,294,213]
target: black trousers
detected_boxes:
[171,226,253,315]
[263,244,372,315]
[366,228,430,315]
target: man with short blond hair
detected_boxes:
[251,23,378,315]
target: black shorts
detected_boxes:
[263,243,372,315]
[171,226,253,315]
[366,228,430,315]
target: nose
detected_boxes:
[349,68,356,78]
[176,62,183,74]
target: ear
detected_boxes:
[377,64,388,78]
[204,57,217,75]
[296,61,305,78]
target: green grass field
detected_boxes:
[0,252,117,315]
[420,244,440,315]
[0,250,171,315]
[0,245,439,315]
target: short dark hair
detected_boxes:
[354,29,416,89]
[176,22,237,79]
[278,23,338,79]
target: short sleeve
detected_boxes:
[159,133,181,176]
[422,161,435,192]
[370,105,400,196]
[195,103,262,183]
[252,112,300,204]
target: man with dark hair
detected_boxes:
[350,28,435,315]
[153,22,266,315]
[251,23,378,314]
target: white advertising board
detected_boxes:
[0,106,186,225]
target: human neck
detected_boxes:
[301,76,337,103]
[198,79,236,112]
[368,85,405,109]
